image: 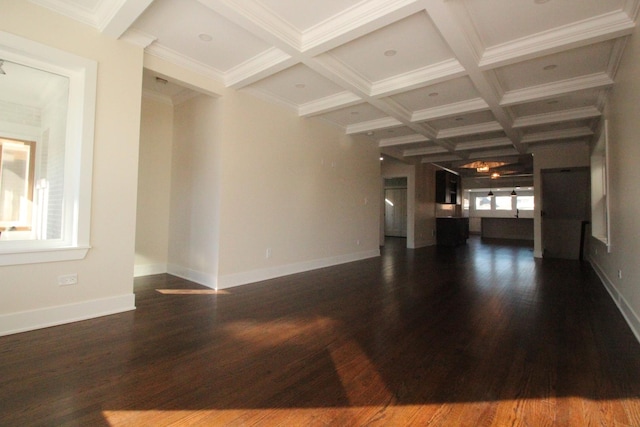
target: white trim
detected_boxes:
[225,47,293,88]
[437,121,503,139]
[411,98,490,123]
[346,117,402,134]
[0,293,135,337]
[134,263,167,277]
[500,73,614,106]
[370,59,466,98]
[299,91,362,117]
[479,10,635,70]
[379,134,429,147]
[590,257,640,344]
[217,249,380,290]
[145,44,225,83]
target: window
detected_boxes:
[516,195,534,211]
[0,31,97,265]
[495,196,512,210]
[475,196,491,210]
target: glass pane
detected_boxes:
[0,142,30,223]
[0,59,69,241]
[495,196,512,210]
[475,196,491,210]
[517,196,534,210]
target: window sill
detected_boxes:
[0,245,90,266]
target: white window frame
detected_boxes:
[0,31,96,266]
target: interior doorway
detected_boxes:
[384,178,407,238]
[541,167,590,259]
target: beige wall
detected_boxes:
[168,94,221,285]
[0,0,142,333]
[590,24,640,340]
[135,96,173,275]
[215,91,381,287]
[531,141,590,258]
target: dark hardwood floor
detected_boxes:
[2,237,640,426]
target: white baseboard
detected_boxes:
[0,293,136,337]
[589,256,640,344]
[217,249,380,290]
[134,263,167,277]
[166,263,216,289]
[412,238,436,249]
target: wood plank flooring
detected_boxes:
[2,237,640,426]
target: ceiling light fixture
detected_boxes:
[428,92,439,97]
[0,60,5,75]
[295,83,306,89]
[384,49,397,57]
[198,33,213,42]
[491,172,500,179]
[155,76,168,85]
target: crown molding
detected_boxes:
[500,73,614,106]
[298,92,362,117]
[479,10,635,70]
[438,121,503,139]
[421,154,466,163]
[301,0,423,53]
[120,28,156,48]
[312,53,372,96]
[97,0,153,38]
[513,106,601,129]
[199,0,301,51]
[240,87,300,113]
[411,98,490,122]
[145,44,225,83]
[467,148,519,159]
[521,127,594,144]
[29,0,100,28]
[346,117,403,134]
[370,59,466,98]
[225,47,294,88]
[454,137,513,151]
[378,134,429,147]
[403,146,448,157]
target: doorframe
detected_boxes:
[380,174,414,248]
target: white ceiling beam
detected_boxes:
[478,10,635,70]
[423,1,525,154]
[298,92,363,117]
[379,134,429,147]
[467,148,520,159]
[513,106,601,129]
[225,48,296,88]
[438,121,503,139]
[521,127,594,144]
[411,98,489,123]
[370,59,466,98]
[98,0,154,39]
[346,117,403,135]
[403,146,449,157]
[454,137,513,151]
[421,154,466,163]
[500,73,614,106]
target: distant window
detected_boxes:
[495,196,512,210]
[516,196,534,211]
[475,196,491,210]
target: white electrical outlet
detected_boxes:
[58,274,78,286]
[356,239,361,246]
[266,248,272,259]
[618,270,622,279]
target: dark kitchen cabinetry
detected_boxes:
[435,170,459,204]
[436,217,469,246]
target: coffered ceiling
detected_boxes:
[30,0,639,173]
